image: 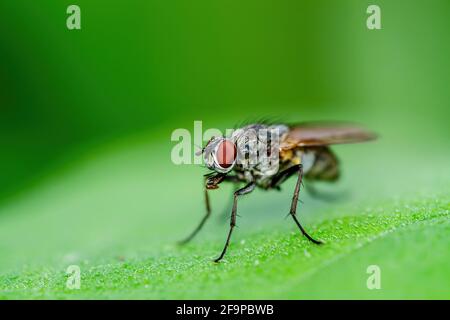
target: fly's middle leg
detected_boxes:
[217,186,240,224]
[214,182,255,262]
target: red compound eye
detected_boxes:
[215,140,236,169]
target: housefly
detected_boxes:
[179,122,377,262]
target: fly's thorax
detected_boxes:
[232,124,287,175]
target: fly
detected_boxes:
[179,122,377,262]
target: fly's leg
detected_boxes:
[214,182,255,263]
[216,175,241,223]
[217,187,239,223]
[178,187,211,245]
[290,164,323,245]
[269,164,323,243]
[179,175,241,245]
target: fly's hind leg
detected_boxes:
[268,164,322,244]
[289,164,323,244]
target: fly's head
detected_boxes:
[198,136,237,189]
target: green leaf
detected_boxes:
[0,135,448,299]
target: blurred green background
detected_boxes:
[0,1,449,299]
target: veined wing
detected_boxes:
[280,122,377,150]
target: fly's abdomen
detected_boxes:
[304,147,340,181]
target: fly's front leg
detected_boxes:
[290,164,323,244]
[214,182,255,262]
[179,174,239,245]
[178,186,212,245]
